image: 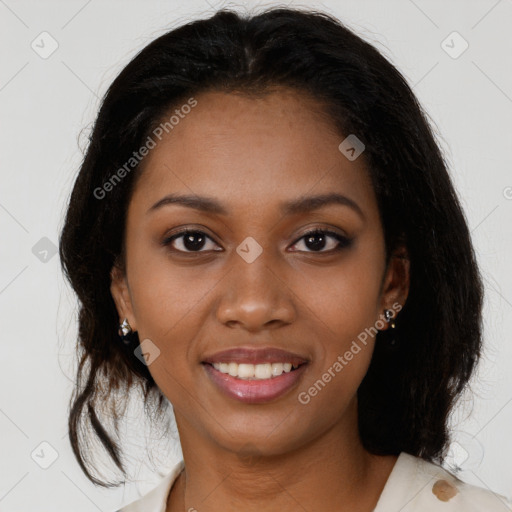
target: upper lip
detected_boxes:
[202,347,309,366]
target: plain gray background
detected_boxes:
[1,0,511,510]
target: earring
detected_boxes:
[118,318,136,344]
[382,309,398,349]
[384,309,396,329]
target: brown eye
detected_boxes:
[290,229,352,253]
[162,229,221,253]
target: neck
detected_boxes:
[167,400,397,512]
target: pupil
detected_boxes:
[184,232,205,251]
[306,233,325,251]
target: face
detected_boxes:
[111,87,408,458]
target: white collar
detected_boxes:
[118,452,511,511]
[120,459,184,512]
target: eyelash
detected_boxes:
[161,228,352,254]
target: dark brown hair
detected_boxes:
[59,6,484,487]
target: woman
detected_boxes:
[59,6,512,512]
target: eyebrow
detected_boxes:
[147,192,364,219]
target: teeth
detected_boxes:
[211,362,301,379]
[238,363,254,379]
[271,363,284,376]
[228,362,238,377]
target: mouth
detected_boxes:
[201,347,310,404]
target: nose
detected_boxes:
[215,248,296,332]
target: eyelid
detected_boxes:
[291,225,348,242]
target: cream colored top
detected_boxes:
[118,452,512,511]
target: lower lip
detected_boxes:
[202,363,308,404]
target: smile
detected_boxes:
[210,361,302,379]
[202,361,308,403]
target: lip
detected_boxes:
[202,347,309,366]
[203,361,308,404]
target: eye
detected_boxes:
[290,228,352,253]
[162,229,221,253]
[162,227,352,254]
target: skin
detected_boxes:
[110,87,410,512]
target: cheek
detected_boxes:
[296,299,377,418]
[125,253,212,403]
[298,251,384,339]
[296,245,384,396]
[126,243,214,339]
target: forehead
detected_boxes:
[130,88,375,217]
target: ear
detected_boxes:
[110,263,137,332]
[378,244,410,329]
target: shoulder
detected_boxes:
[116,459,185,512]
[375,452,512,512]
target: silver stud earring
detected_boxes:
[118,318,132,337]
[118,318,136,344]
[384,309,396,329]
[382,309,399,349]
